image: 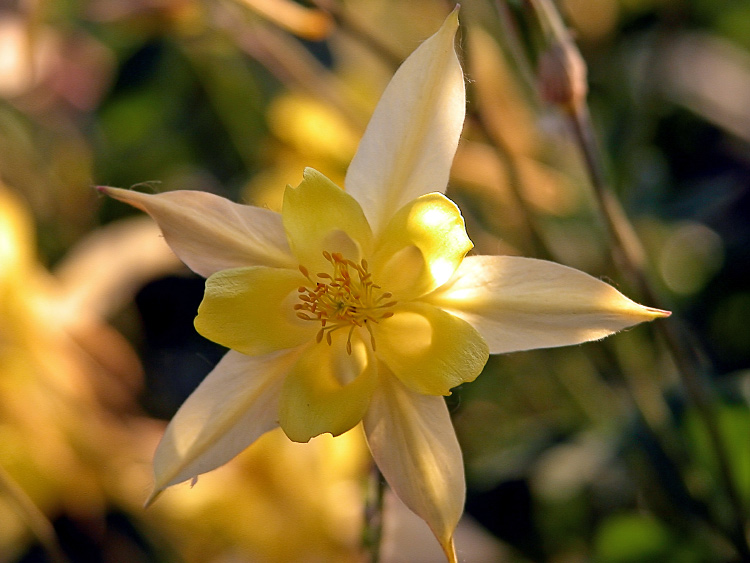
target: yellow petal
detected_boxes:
[345,9,465,236]
[371,193,472,300]
[150,349,300,500]
[98,187,295,276]
[425,255,671,354]
[363,367,464,560]
[282,168,372,273]
[279,333,377,442]
[195,266,313,355]
[373,301,488,396]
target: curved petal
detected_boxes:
[424,255,671,354]
[282,168,372,273]
[195,266,313,355]
[363,367,464,562]
[149,349,300,501]
[370,193,472,300]
[279,334,377,442]
[98,187,294,277]
[344,10,465,235]
[373,301,488,396]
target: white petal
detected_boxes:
[99,187,295,277]
[363,367,464,559]
[149,348,301,500]
[344,10,465,235]
[424,255,670,354]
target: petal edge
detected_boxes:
[344,10,465,235]
[425,255,670,354]
[364,367,464,560]
[150,349,300,499]
[99,187,294,276]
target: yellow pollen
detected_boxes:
[295,251,397,354]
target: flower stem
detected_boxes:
[363,462,386,563]
[566,78,750,563]
[522,0,749,553]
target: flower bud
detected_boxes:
[537,39,588,113]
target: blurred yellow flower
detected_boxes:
[157,428,369,562]
[0,184,175,559]
[100,9,668,561]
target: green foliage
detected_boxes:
[593,513,709,563]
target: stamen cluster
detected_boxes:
[295,251,396,353]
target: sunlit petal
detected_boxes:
[195,266,312,355]
[373,301,488,396]
[279,334,377,442]
[150,349,301,499]
[363,368,464,562]
[282,168,372,273]
[344,9,465,235]
[425,255,670,354]
[98,187,295,276]
[370,193,472,300]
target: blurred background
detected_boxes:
[1,0,749,561]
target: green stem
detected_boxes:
[363,462,386,563]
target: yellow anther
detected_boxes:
[296,251,397,353]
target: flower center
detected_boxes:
[295,251,397,354]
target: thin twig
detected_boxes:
[493,0,538,97]
[212,2,367,129]
[542,11,750,558]
[509,0,750,554]
[467,9,724,541]
[566,70,750,563]
[307,0,404,68]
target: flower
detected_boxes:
[98,10,668,561]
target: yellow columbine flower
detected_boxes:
[99,10,667,561]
